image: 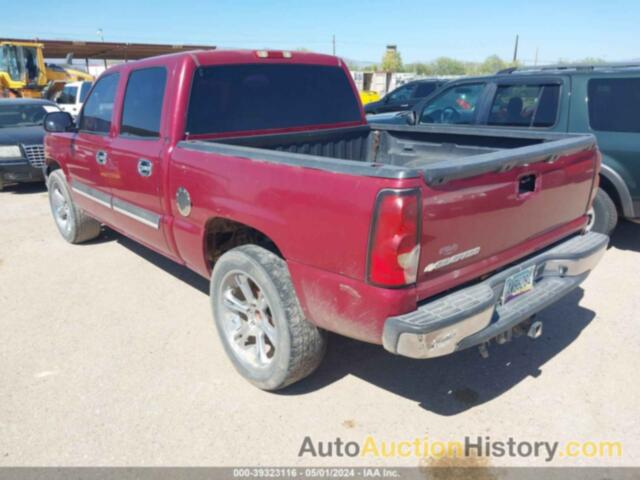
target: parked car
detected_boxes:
[369,64,640,235]
[0,98,59,190]
[43,50,607,390]
[55,81,93,118]
[363,79,446,114]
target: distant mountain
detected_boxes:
[342,58,376,69]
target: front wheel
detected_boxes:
[47,170,102,244]
[210,245,326,390]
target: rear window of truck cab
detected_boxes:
[185,64,362,136]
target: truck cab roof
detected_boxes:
[496,63,640,77]
[102,49,344,74]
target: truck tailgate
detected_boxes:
[416,143,599,300]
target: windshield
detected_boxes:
[57,85,78,104]
[0,45,39,82]
[186,64,362,136]
[0,104,50,128]
[0,45,21,81]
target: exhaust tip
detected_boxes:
[527,321,543,339]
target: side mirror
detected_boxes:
[44,111,75,133]
[405,110,417,126]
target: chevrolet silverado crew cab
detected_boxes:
[43,50,607,390]
[369,63,640,236]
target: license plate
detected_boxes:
[502,265,536,304]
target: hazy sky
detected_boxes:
[6,0,638,64]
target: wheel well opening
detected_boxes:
[599,174,622,213]
[46,161,61,177]
[204,218,282,269]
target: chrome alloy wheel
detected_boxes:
[219,271,278,368]
[50,183,71,234]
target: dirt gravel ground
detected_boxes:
[1,183,639,468]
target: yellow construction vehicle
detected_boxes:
[0,40,93,99]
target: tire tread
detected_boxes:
[48,170,101,244]
[212,245,326,390]
[235,245,326,389]
[592,188,618,236]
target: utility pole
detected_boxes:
[512,34,519,63]
[332,34,336,56]
[97,28,108,70]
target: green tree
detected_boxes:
[393,54,522,76]
[430,57,466,75]
[405,62,434,75]
[381,48,403,73]
[477,55,507,74]
[578,57,607,65]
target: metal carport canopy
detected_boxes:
[2,38,216,60]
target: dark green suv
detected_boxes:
[369,64,640,235]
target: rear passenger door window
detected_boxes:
[120,67,167,137]
[588,78,640,133]
[78,73,119,134]
[488,84,560,128]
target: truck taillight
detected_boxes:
[367,189,421,287]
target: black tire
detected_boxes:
[589,188,618,235]
[210,245,326,390]
[47,170,102,244]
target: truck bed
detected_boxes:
[179,123,598,306]
[180,123,595,185]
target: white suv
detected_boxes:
[55,81,92,118]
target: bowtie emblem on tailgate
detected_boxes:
[424,247,481,273]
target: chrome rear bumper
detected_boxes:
[382,232,608,359]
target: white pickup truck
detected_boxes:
[55,81,92,118]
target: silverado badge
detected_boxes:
[424,247,481,273]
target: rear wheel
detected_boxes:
[210,245,326,390]
[47,170,102,244]
[587,188,618,235]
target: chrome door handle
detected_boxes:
[137,158,153,177]
[96,150,107,165]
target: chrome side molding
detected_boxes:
[70,179,160,230]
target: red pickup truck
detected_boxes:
[43,49,608,390]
